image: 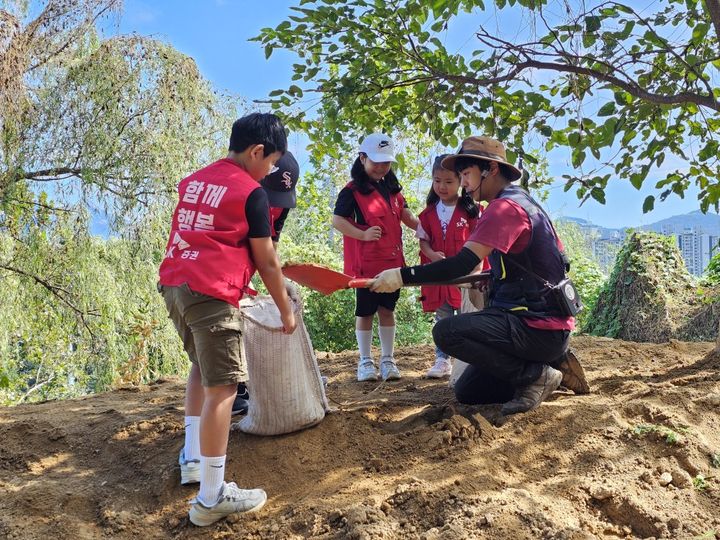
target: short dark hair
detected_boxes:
[228,113,287,156]
[453,156,489,175]
[454,156,514,180]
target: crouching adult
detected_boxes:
[371,136,577,415]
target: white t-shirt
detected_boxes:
[436,201,456,239]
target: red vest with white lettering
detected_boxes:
[418,203,480,312]
[158,159,258,306]
[342,182,406,278]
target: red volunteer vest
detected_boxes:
[158,158,259,306]
[418,203,481,312]
[342,182,406,278]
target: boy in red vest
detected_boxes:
[158,113,297,526]
[231,151,300,416]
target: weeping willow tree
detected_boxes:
[0,0,239,403]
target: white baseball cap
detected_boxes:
[358,133,396,163]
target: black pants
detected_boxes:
[433,307,569,405]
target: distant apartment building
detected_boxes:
[563,215,720,276]
[674,227,719,276]
[593,232,624,273]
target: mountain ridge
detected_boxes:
[559,209,720,238]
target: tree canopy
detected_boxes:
[256,0,720,212]
[0,0,237,402]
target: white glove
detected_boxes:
[414,222,429,241]
[370,268,403,293]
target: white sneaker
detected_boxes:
[179,448,200,485]
[357,357,378,382]
[426,358,452,379]
[189,481,267,526]
[380,356,401,381]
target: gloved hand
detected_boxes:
[370,268,403,293]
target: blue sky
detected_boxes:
[114,0,710,229]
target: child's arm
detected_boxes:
[332,215,381,241]
[419,239,445,262]
[249,236,297,334]
[400,207,419,230]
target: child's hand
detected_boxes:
[281,310,297,334]
[362,226,382,241]
[429,250,446,262]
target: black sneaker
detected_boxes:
[554,349,590,394]
[231,382,249,416]
[501,365,562,416]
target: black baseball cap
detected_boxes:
[260,151,299,208]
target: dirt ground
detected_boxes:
[1,335,719,539]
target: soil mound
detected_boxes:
[1,336,719,539]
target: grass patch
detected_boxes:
[692,474,711,491]
[632,423,687,445]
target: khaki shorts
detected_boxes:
[159,283,247,387]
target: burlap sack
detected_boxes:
[235,294,329,436]
[449,287,487,388]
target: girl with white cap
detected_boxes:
[332,133,419,382]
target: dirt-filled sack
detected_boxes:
[235,293,330,436]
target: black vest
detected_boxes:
[487,185,569,317]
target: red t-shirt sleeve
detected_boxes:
[467,198,531,254]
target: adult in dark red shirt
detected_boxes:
[372,136,578,416]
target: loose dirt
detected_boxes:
[1,336,719,539]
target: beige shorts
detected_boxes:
[159,283,247,387]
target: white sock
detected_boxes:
[184,416,201,461]
[355,329,373,359]
[378,325,396,358]
[198,455,226,506]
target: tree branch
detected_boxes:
[0,263,98,336]
[703,0,720,42]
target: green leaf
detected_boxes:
[585,16,601,33]
[597,102,616,116]
[642,195,655,213]
[590,187,606,204]
[691,22,709,43]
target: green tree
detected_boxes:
[256,0,720,211]
[0,1,238,402]
[553,220,606,329]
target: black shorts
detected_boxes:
[355,287,400,317]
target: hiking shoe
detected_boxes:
[188,481,267,527]
[380,356,401,381]
[357,357,378,382]
[178,448,200,485]
[501,365,562,416]
[555,349,590,394]
[231,382,250,416]
[425,358,452,379]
